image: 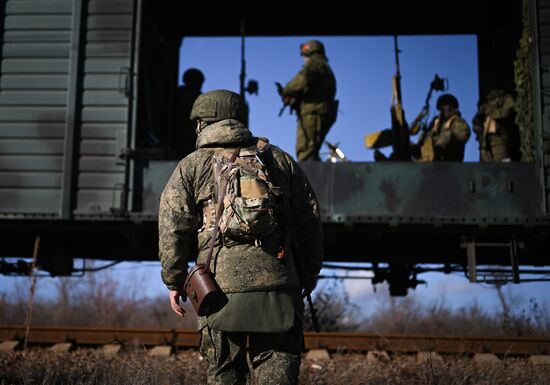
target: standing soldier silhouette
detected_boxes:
[472,89,520,161]
[415,93,471,162]
[159,90,322,385]
[282,40,338,161]
[174,68,205,158]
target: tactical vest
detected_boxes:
[200,140,282,246]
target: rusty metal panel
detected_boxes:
[299,162,541,224]
[144,161,543,224]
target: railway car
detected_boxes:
[1,0,549,295]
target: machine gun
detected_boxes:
[275,81,299,116]
[409,74,447,135]
[324,141,349,163]
[364,36,410,160]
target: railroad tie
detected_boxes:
[528,355,550,365]
[305,349,330,360]
[473,353,501,365]
[49,343,74,353]
[149,345,173,356]
[102,344,123,355]
[0,340,20,352]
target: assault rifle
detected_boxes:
[275,82,299,116]
[364,36,410,160]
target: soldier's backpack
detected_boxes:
[202,140,282,244]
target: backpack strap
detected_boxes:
[203,147,240,274]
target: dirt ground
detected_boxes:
[1,349,549,385]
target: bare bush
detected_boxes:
[304,280,362,332]
[2,271,550,337]
[1,270,196,330]
[361,286,550,337]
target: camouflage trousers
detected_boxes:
[199,325,303,385]
[296,113,334,161]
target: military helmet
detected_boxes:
[190,89,247,123]
[182,68,204,86]
[300,40,325,56]
[436,93,459,110]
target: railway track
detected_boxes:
[1,326,549,356]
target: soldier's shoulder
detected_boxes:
[177,148,214,171]
[269,144,294,163]
[451,115,470,130]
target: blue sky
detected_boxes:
[1,35,548,319]
[179,35,480,162]
[175,35,549,314]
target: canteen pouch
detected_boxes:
[184,264,221,316]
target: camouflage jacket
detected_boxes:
[472,90,517,146]
[283,53,337,116]
[158,119,323,293]
[422,112,470,161]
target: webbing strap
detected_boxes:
[203,147,240,273]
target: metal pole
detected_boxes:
[23,236,41,350]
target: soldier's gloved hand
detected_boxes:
[169,289,187,317]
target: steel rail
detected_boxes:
[1,326,549,355]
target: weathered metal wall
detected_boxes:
[0,0,136,218]
[144,161,542,223]
[76,0,135,215]
[0,0,73,216]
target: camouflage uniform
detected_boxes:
[159,90,323,385]
[416,94,470,162]
[472,90,520,161]
[283,40,337,161]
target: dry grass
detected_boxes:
[1,350,549,385]
[0,348,207,385]
[299,354,550,385]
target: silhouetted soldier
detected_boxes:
[472,89,520,161]
[175,68,205,158]
[414,94,470,161]
[282,40,338,161]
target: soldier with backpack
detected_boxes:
[158,89,323,385]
